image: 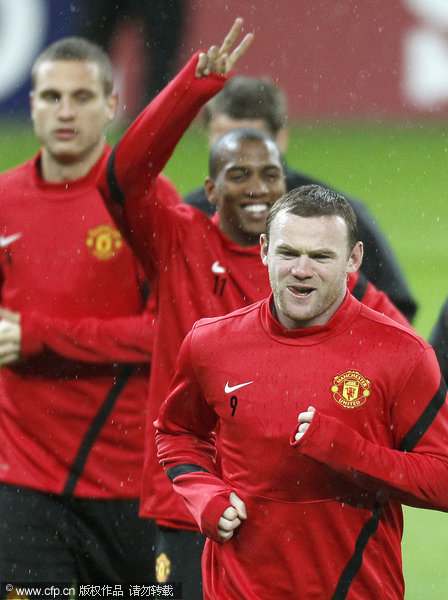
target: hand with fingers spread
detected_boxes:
[295,406,316,441]
[195,17,254,78]
[218,491,247,542]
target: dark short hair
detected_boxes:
[204,76,287,136]
[31,37,113,95]
[208,127,283,179]
[266,185,359,252]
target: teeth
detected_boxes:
[244,204,269,213]
[290,287,312,296]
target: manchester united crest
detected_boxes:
[86,224,123,260]
[331,370,370,409]
[156,552,171,583]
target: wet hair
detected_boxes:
[208,127,283,179]
[204,76,287,136]
[31,37,113,95]
[265,185,359,252]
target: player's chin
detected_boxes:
[241,221,267,240]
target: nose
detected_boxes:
[290,255,313,278]
[247,176,269,198]
[56,96,76,120]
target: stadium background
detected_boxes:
[0,1,447,597]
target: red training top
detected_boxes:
[0,149,179,497]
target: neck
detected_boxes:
[40,143,104,183]
[218,221,260,248]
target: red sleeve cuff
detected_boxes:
[20,312,44,358]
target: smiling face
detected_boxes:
[30,59,116,178]
[260,210,363,329]
[205,139,286,247]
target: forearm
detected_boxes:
[21,311,154,363]
[97,52,228,208]
[294,405,448,511]
[156,429,232,541]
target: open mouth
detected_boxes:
[242,203,271,218]
[287,286,314,298]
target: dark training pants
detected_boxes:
[0,483,156,584]
[155,524,205,599]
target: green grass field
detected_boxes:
[1,117,447,598]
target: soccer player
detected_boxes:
[155,185,448,600]
[97,20,409,596]
[183,76,417,323]
[429,296,448,385]
[0,37,180,583]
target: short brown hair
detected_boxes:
[31,37,113,95]
[204,76,287,137]
[266,185,359,252]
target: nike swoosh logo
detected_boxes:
[0,233,22,248]
[212,261,226,274]
[224,381,254,394]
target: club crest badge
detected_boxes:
[156,552,171,583]
[86,224,123,260]
[331,370,370,409]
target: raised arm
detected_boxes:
[97,18,253,219]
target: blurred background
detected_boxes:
[0,1,447,596]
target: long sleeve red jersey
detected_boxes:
[0,150,179,497]
[97,53,410,525]
[155,293,448,599]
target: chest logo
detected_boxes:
[331,370,370,409]
[0,232,22,248]
[86,224,123,260]
[212,260,226,274]
[225,381,253,393]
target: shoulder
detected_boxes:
[192,301,264,337]
[0,157,34,184]
[155,173,182,205]
[358,302,429,351]
[0,159,37,204]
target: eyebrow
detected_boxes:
[276,243,337,256]
[38,87,96,95]
[226,164,282,173]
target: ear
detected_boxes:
[205,177,219,207]
[347,241,363,274]
[274,127,288,154]
[260,233,269,266]
[105,92,118,123]
[29,91,35,121]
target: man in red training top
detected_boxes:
[97,19,409,596]
[0,36,180,584]
[155,185,448,600]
